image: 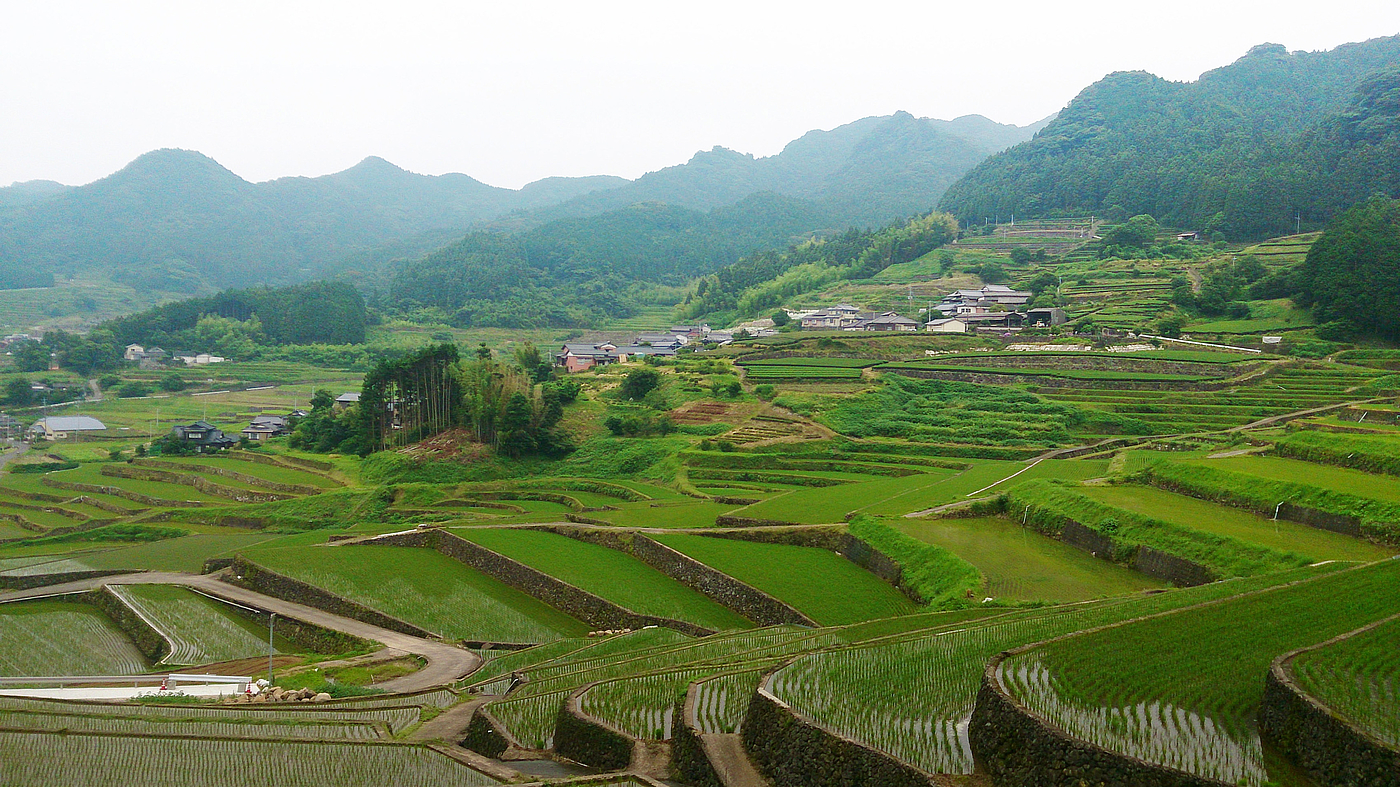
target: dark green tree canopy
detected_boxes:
[1297,196,1400,340]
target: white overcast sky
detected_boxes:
[3,1,1399,189]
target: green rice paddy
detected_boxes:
[0,598,149,676]
[650,533,919,625]
[456,529,753,631]
[106,584,293,665]
[248,545,590,643]
[895,516,1166,602]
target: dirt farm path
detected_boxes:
[0,571,480,693]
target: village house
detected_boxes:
[168,421,236,452]
[240,414,289,442]
[858,313,921,332]
[28,415,107,441]
[936,285,1032,316]
[925,317,969,334]
[334,392,361,411]
[555,340,678,373]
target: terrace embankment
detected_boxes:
[1258,619,1400,787]
[132,458,327,495]
[741,666,947,787]
[531,525,814,627]
[361,529,715,637]
[101,464,294,504]
[673,676,769,787]
[225,556,437,638]
[554,683,668,776]
[969,653,1227,787]
[699,526,914,600]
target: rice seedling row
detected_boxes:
[106,584,288,666]
[1291,614,1400,747]
[690,668,765,734]
[0,708,382,741]
[1002,560,1400,784]
[0,599,149,677]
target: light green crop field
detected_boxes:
[650,533,919,625]
[106,585,293,665]
[80,534,287,573]
[45,464,226,503]
[1291,614,1400,748]
[0,474,148,510]
[690,668,765,734]
[150,456,342,489]
[0,598,148,676]
[1188,455,1400,503]
[895,516,1166,602]
[1003,560,1400,785]
[768,564,1349,776]
[740,459,1109,523]
[1080,484,1397,562]
[0,732,500,787]
[249,545,589,643]
[588,500,741,529]
[456,529,753,631]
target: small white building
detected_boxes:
[28,415,107,441]
[926,318,969,334]
[123,344,145,362]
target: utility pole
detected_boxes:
[268,612,276,686]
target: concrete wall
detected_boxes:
[0,569,134,591]
[1259,625,1400,787]
[969,653,1228,787]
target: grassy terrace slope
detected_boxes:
[768,564,1349,776]
[1186,455,1400,503]
[1291,615,1400,748]
[649,533,918,625]
[895,516,1166,602]
[1080,484,1396,562]
[247,545,589,643]
[1003,560,1400,785]
[0,599,148,676]
[455,529,753,631]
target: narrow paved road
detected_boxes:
[0,441,28,472]
[0,572,480,693]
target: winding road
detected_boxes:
[0,571,480,693]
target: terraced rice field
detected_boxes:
[689,668,764,734]
[1002,560,1400,785]
[154,456,342,488]
[1079,484,1396,562]
[456,529,753,631]
[649,533,918,624]
[766,564,1347,775]
[0,598,148,676]
[106,584,290,665]
[249,545,590,643]
[1188,455,1400,503]
[80,534,286,573]
[0,732,499,786]
[44,464,226,503]
[579,666,733,740]
[0,708,381,740]
[1291,614,1400,747]
[895,516,1166,601]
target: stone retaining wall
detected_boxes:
[714,515,819,528]
[132,458,323,495]
[461,706,513,758]
[534,526,813,627]
[1258,621,1400,787]
[969,654,1227,787]
[364,530,714,637]
[240,452,334,472]
[1023,508,1215,588]
[703,526,922,603]
[673,683,725,787]
[41,476,203,508]
[553,685,639,772]
[1133,546,1217,587]
[742,673,941,787]
[88,586,170,662]
[223,557,436,638]
[0,569,135,591]
[886,368,1236,392]
[102,464,293,504]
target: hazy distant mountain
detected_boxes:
[940,36,1400,238]
[0,151,625,291]
[525,112,1051,228]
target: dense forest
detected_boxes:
[1296,195,1400,341]
[680,211,959,323]
[385,194,836,328]
[940,37,1400,239]
[104,281,368,350]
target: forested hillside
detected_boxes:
[528,112,1049,228]
[0,151,625,292]
[104,281,368,349]
[940,36,1400,239]
[387,194,834,328]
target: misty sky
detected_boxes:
[4,1,1400,190]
